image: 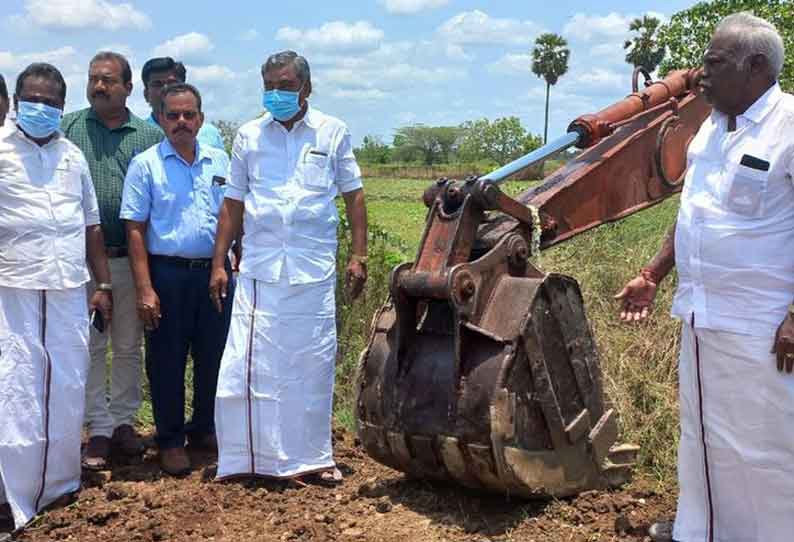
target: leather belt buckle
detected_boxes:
[187,259,211,270]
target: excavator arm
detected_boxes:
[356,69,709,498]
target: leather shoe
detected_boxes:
[111,424,144,456]
[159,447,190,476]
[82,436,111,471]
[187,433,217,453]
[649,520,674,542]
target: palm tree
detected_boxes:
[532,33,570,144]
[624,15,665,72]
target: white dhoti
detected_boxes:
[215,274,337,479]
[674,322,794,542]
[0,285,89,529]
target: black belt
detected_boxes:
[106,246,128,258]
[149,254,212,269]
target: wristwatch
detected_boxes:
[96,283,113,292]
[351,254,368,265]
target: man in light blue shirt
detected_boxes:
[120,83,233,476]
[141,57,225,151]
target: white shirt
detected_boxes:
[226,106,363,284]
[672,83,794,336]
[0,124,101,290]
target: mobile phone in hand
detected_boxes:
[90,309,105,333]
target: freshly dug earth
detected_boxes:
[15,430,674,542]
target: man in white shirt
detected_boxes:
[209,50,367,482]
[616,13,794,542]
[0,63,112,534]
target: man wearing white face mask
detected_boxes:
[209,50,368,483]
[0,63,112,535]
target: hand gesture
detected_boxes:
[345,258,367,301]
[614,274,657,322]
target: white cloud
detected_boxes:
[15,0,150,31]
[445,43,472,61]
[331,88,388,101]
[239,29,259,42]
[563,12,668,43]
[276,21,384,52]
[563,13,632,42]
[437,10,543,45]
[0,46,78,71]
[380,0,449,15]
[488,53,533,75]
[188,65,238,84]
[152,33,215,62]
[573,67,627,91]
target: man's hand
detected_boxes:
[209,266,229,313]
[136,286,161,331]
[345,258,367,301]
[89,290,113,325]
[614,274,658,322]
[772,311,794,372]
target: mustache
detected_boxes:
[91,92,109,99]
[172,126,191,134]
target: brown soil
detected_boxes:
[13,430,674,542]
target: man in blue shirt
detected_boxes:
[141,57,225,152]
[121,83,233,476]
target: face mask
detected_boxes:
[16,101,63,138]
[262,87,303,121]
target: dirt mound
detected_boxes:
[14,430,673,541]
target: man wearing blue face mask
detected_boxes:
[0,63,112,535]
[209,50,368,484]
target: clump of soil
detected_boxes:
[13,430,674,541]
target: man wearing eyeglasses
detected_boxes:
[120,83,233,476]
[140,57,225,152]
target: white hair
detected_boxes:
[713,12,785,78]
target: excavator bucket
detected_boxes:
[355,68,709,497]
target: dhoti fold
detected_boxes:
[0,285,89,529]
[215,274,337,479]
[674,322,794,542]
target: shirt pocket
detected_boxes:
[723,160,769,218]
[299,149,332,192]
[55,159,81,197]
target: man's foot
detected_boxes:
[289,467,343,488]
[82,436,111,471]
[187,433,217,453]
[111,424,144,456]
[159,447,191,476]
[648,520,674,542]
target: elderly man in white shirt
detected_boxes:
[616,13,794,542]
[0,63,112,534]
[209,51,367,483]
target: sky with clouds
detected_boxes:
[1,0,700,145]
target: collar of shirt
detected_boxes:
[86,107,138,132]
[158,137,213,167]
[710,83,782,131]
[5,121,64,149]
[261,104,319,131]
